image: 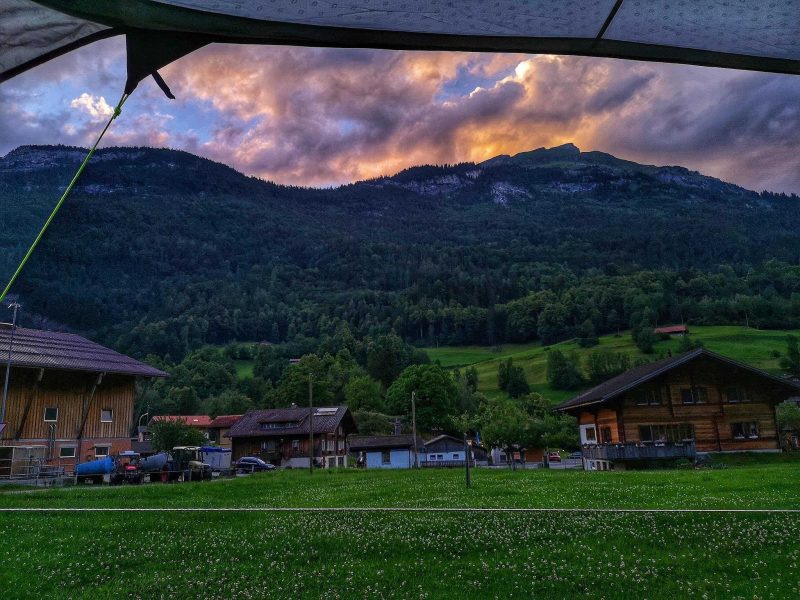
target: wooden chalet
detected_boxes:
[228,406,356,468]
[0,325,166,476]
[555,349,800,470]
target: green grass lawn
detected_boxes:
[425,325,800,403]
[2,460,800,510]
[2,511,797,599]
[233,359,255,379]
[2,465,800,598]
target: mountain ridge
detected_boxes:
[1,143,799,359]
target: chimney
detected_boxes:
[393,420,402,435]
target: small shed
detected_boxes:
[423,435,488,466]
[348,434,424,469]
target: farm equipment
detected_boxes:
[75,455,115,484]
[171,446,213,481]
[200,446,232,472]
[110,451,143,485]
[76,452,143,485]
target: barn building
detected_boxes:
[556,349,800,470]
[228,406,356,468]
[0,326,166,477]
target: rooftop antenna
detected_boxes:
[0,301,21,427]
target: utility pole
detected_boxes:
[308,373,314,474]
[411,391,418,469]
[1,301,21,427]
[464,434,472,488]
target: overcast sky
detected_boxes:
[2,37,800,193]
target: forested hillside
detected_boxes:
[2,142,800,361]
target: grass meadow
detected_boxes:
[2,461,799,599]
[424,325,800,403]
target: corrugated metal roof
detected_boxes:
[654,325,688,334]
[228,406,356,438]
[0,325,166,378]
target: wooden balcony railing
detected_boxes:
[582,441,696,461]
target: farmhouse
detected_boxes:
[556,348,800,470]
[0,326,166,476]
[228,406,356,468]
[207,414,242,449]
[349,434,424,469]
[149,414,212,433]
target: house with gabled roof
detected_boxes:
[207,414,242,449]
[0,325,166,476]
[423,434,488,466]
[349,434,425,469]
[555,348,800,470]
[228,405,356,468]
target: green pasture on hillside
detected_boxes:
[425,325,800,403]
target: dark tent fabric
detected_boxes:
[0,0,113,81]
[2,0,800,92]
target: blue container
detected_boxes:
[139,452,169,473]
[76,455,115,476]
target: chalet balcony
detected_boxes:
[582,441,696,461]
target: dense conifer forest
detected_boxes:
[2,142,799,360]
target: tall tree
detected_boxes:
[780,335,800,377]
[385,364,458,433]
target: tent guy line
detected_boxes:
[0,92,129,305]
[0,507,798,513]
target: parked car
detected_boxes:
[568,451,583,460]
[235,457,276,473]
[547,451,562,463]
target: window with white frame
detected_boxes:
[731,422,759,439]
[94,446,110,457]
[100,408,113,423]
[680,386,708,404]
[633,389,660,405]
[43,407,58,422]
[724,388,748,403]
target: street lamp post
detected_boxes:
[411,391,418,468]
[0,301,21,426]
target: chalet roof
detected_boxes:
[228,406,356,438]
[555,349,800,413]
[654,325,688,334]
[0,325,166,378]
[150,415,212,428]
[208,415,242,429]
[348,434,424,452]
[424,434,464,447]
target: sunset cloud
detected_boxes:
[1,39,800,193]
